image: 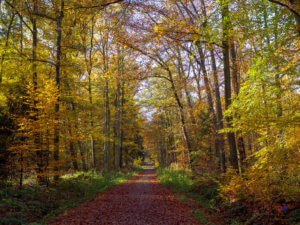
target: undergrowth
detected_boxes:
[155,166,299,225]
[156,167,194,193]
[0,168,142,225]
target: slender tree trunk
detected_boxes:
[71,100,86,171]
[103,44,111,171]
[210,50,226,172]
[68,103,78,170]
[30,1,45,183]
[230,42,240,95]
[116,69,122,170]
[78,141,87,171]
[104,78,111,171]
[45,128,50,185]
[230,41,246,171]
[54,0,64,181]
[69,133,78,170]
[221,0,239,171]
[166,113,176,165]
[159,118,166,166]
[88,78,96,169]
[19,20,24,187]
[19,152,23,187]
[85,19,96,169]
[197,45,222,167]
[199,0,226,172]
[191,63,202,101]
[120,81,125,168]
[167,69,192,168]
[176,49,196,125]
[161,115,167,165]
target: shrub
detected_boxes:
[156,167,194,193]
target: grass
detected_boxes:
[155,167,195,193]
[191,209,208,223]
[0,168,143,225]
[156,166,217,223]
[155,166,221,224]
[156,166,219,208]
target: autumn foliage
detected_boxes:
[0,0,299,224]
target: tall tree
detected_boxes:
[221,0,239,171]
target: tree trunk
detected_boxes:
[191,63,202,101]
[221,0,239,171]
[230,41,246,172]
[30,1,45,183]
[197,45,222,167]
[86,18,96,169]
[103,44,111,171]
[69,136,78,170]
[78,141,87,171]
[120,81,125,168]
[105,78,111,171]
[166,113,176,165]
[167,69,192,168]
[199,0,226,172]
[210,49,226,172]
[68,103,78,170]
[116,77,122,170]
[54,0,64,181]
[176,49,196,125]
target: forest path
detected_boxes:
[50,164,199,225]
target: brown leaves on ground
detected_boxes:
[49,166,199,225]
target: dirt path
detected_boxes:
[50,165,199,225]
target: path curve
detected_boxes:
[50,165,199,225]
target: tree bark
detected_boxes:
[115,53,122,170]
[78,141,87,171]
[103,43,111,171]
[230,41,246,172]
[54,0,64,181]
[68,103,78,170]
[30,1,45,183]
[210,50,226,172]
[167,69,192,168]
[85,19,96,169]
[120,81,125,167]
[196,45,223,166]
[221,0,239,171]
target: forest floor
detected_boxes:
[49,165,208,225]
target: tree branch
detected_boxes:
[70,0,125,10]
[33,12,56,21]
[268,0,300,17]
[4,0,33,33]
